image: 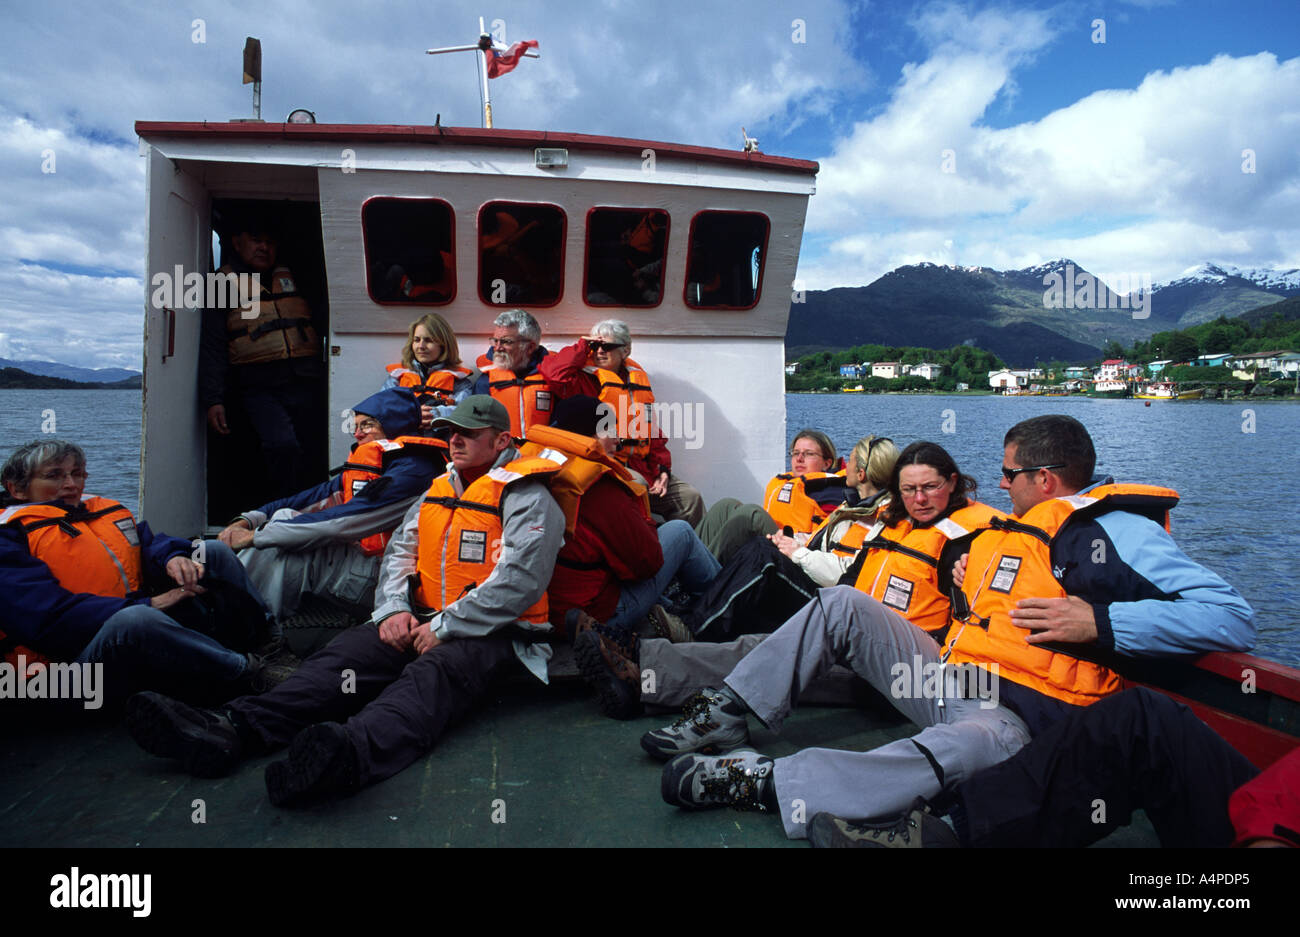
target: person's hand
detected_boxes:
[151,584,205,610]
[952,553,968,589]
[378,612,420,651]
[165,555,205,588]
[1011,595,1099,644]
[218,520,255,549]
[648,471,669,497]
[207,404,230,435]
[420,403,435,429]
[768,531,800,557]
[412,621,443,655]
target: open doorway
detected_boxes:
[204,198,330,525]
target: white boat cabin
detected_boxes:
[135,121,819,534]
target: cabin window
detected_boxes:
[362,198,456,305]
[584,208,669,307]
[684,211,769,310]
[478,201,566,307]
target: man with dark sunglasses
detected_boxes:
[648,414,1253,845]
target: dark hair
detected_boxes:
[1003,415,1095,491]
[882,441,976,525]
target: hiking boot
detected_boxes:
[661,750,774,811]
[574,629,642,720]
[256,636,303,670]
[125,691,244,778]
[807,799,960,848]
[648,603,692,643]
[243,651,299,694]
[640,687,749,761]
[265,722,361,807]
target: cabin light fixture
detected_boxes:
[535,148,568,169]
[286,108,317,124]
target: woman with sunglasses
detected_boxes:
[695,428,847,566]
[652,434,900,643]
[382,312,476,429]
[540,318,706,525]
[0,439,282,706]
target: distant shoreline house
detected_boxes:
[988,368,1024,390]
[871,362,902,379]
[1228,350,1300,381]
[904,362,943,380]
[839,363,865,378]
[1193,352,1233,368]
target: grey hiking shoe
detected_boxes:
[243,651,299,694]
[640,687,749,761]
[808,799,960,848]
[661,750,775,811]
[648,603,692,643]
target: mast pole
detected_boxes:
[479,16,493,129]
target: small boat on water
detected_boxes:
[1135,381,1204,400]
[4,57,1296,848]
[1086,378,1130,398]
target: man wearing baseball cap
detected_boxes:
[126,395,566,805]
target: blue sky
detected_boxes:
[1,0,1298,369]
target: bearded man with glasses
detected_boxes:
[472,308,555,438]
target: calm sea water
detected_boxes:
[0,388,1295,665]
[788,393,1299,667]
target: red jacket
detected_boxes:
[548,475,662,635]
[538,340,673,480]
[1230,746,1300,847]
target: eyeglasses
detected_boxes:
[588,341,626,352]
[790,448,825,460]
[899,480,950,499]
[37,469,89,483]
[355,419,382,433]
[1001,463,1066,482]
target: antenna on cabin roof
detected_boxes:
[425,17,539,129]
[241,38,263,122]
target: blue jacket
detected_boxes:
[0,504,191,661]
[239,438,447,553]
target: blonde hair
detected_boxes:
[401,313,461,370]
[849,435,900,489]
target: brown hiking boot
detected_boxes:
[574,629,642,720]
[648,604,692,643]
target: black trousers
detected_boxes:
[229,625,520,786]
[954,687,1259,847]
[687,536,818,642]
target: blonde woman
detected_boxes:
[383,313,477,427]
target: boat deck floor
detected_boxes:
[1,605,1159,848]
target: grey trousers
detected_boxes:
[640,634,768,708]
[724,585,1031,839]
[240,510,380,620]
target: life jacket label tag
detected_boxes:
[535,391,552,412]
[278,277,295,292]
[113,518,140,546]
[350,480,368,498]
[777,482,794,503]
[989,555,1021,593]
[458,529,488,563]
[882,575,914,612]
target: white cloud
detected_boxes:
[802,5,1300,289]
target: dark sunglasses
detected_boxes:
[587,341,626,352]
[1001,463,1066,482]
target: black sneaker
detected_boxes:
[640,687,749,761]
[125,691,244,778]
[661,750,774,811]
[264,722,360,807]
[574,629,642,720]
[808,799,960,848]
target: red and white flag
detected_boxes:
[486,39,538,78]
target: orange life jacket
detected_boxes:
[942,483,1180,707]
[587,360,655,462]
[385,361,474,408]
[519,424,650,537]
[335,436,450,557]
[486,367,553,437]
[412,456,562,623]
[221,264,319,366]
[0,496,146,671]
[852,502,1004,634]
[763,472,847,536]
